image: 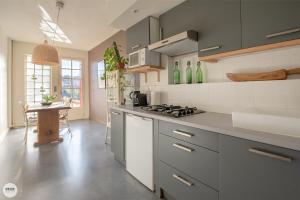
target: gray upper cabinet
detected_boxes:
[242,0,300,48]
[110,109,125,164]
[219,135,300,200]
[159,0,241,57]
[197,0,241,56]
[126,17,159,54]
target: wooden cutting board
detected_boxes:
[227,68,300,82]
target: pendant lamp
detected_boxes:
[32,1,64,66]
[32,40,59,66]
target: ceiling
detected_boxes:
[0,0,185,51]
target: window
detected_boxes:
[25,55,51,105]
[97,60,105,89]
[61,58,82,107]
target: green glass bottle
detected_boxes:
[173,61,180,84]
[186,61,192,84]
[196,61,203,83]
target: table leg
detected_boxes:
[34,109,63,146]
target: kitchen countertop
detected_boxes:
[112,105,300,151]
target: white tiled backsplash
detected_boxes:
[139,45,300,115]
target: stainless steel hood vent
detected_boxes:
[148,30,198,56]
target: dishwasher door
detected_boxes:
[126,113,154,190]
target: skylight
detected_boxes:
[38,5,71,44]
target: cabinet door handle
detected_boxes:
[200,45,221,52]
[161,40,169,44]
[173,130,194,138]
[172,143,194,152]
[172,174,193,187]
[131,44,140,50]
[111,111,120,115]
[141,116,152,121]
[249,148,293,163]
[266,28,300,38]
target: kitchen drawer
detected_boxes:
[159,133,219,190]
[159,161,218,200]
[159,121,219,151]
[220,135,300,200]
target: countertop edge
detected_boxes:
[111,106,300,152]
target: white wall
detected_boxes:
[0,27,9,142]
[12,41,89,127]
[140,45,300,116]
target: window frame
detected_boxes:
[60,57,83,108]
[24,54,52,106]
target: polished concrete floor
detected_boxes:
[0,120,158,200]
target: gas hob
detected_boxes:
[141,104,205,118]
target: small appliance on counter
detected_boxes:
[129,91,148,107]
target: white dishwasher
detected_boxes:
[125,113,154,190]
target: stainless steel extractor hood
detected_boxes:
[148,30,198,56]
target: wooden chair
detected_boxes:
[19,101,37,144]
[59,97,72,137]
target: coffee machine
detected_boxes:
[129,91,148,107]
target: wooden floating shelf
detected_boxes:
[125,65,163,82]
[199,39,300,63]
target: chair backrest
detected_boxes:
[60,97,72,118]
[62,97,72,106]
[19,101,29,123]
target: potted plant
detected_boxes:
[41,94,57,106]
[102,42,128,104]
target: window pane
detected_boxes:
[61,58,82,108]
[72,70,81,79]
[25,55,51,105]
[35,69,43,75]
[62,59,71,69]
[26,81,34,88]
[36,76,43,82]
[35,83,43,89]
[72,79,81,88]
[43,70,50,76]
[72,60,81,70]
[43,82,50,89]
[27,89,34,95]
[62,88,72,98]
[27,95,34,102]
[72,89,80,100]
[62,79,72,88]
[35,95,42,102]
[35,65,42,70]
[26,68,34,76]
[26,55,32,62]
[43,88,51,95]
[62,69,72,78]
[43,76,50,83]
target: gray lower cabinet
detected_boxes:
[159,0,241,57]
[242,0,300,48]
[110,109,125,164]
[159,121,219,152]
[159,162,218,200]
[159,133,219,190]
[219,135,300,200]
